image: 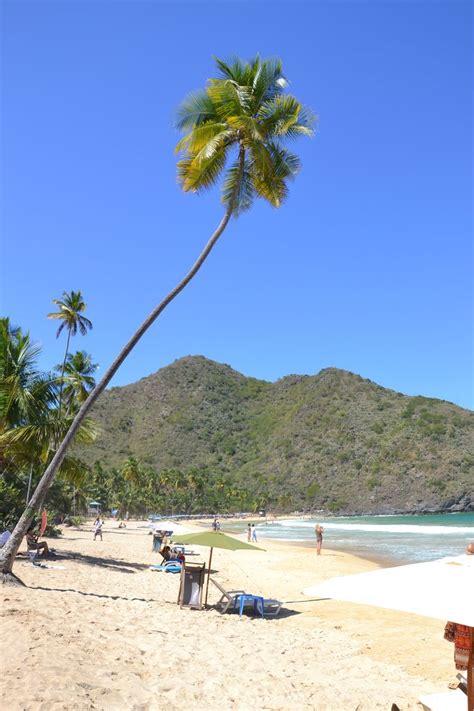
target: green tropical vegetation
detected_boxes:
[0,317,98,549]
[79,462,258,519]
[0,55,313,583]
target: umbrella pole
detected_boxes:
[468,627,473,711]
[204,547,213,608]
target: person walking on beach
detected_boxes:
[247,523,252,542]
[93,516,103,541]
[315,524,323,555]
[251,524,257,543]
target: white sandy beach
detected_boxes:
[0,520,456,710]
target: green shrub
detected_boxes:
[428,478,447,493]
[366,477,380,491]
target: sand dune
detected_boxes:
[0,520,454,710]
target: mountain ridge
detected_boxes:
[81,355,474,514]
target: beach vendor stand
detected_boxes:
[88,501,101,516]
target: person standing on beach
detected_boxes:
[93,516,103,541]
[247,523,252,542]
[315,524,323,555]
[251,524,257,543]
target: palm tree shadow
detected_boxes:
[52,550,149,574]
[27,584,158,603]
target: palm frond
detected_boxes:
[282,121,316,139]
[77,315,93,336]
[221,158,255,215]
[63,414,100,444]
[251,58,287,107]
[175,122,231,154]
[176,90,218,131]
[0,415,98,451]
[178,146,228,192]
[226,115,264,143]
[257,95,315,138]
[57,455,90,486]
[249,142,274,179]
[252,171,289,208]
[207,80,252,119]
[266,142,301,179]
[214,56,250,84]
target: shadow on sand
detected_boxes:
[27,584,158,603]
[208,604,301,620]
[50,550,149,574]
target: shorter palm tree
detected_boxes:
[48,291,93,416]
[55,351,98,413]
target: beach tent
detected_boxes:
[303,554,474,710]
[173,530,264,607]
[88,501,101,515]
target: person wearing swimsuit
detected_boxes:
[315,524,323,555]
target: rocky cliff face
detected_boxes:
[81,356,474,514]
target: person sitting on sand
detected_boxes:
[26,527,50,556]
[160,545,171,562]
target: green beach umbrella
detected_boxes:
[174,530,264,606]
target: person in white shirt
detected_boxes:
[93,517,103,541]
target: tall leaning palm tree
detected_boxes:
[1,55,314,583]
[48,291,93,417]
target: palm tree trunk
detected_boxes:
[57,329,71,419]
[25,463,34,503]
[1,146,246,583]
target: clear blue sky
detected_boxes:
[1,1,472,409]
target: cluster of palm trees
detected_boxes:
[0,292,98,530]
[86,459,264,519]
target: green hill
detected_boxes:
[82,356,474,514]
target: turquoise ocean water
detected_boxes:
[234,513,474,565]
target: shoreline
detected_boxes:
[259,536,403,569]
[217,518,416,568]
